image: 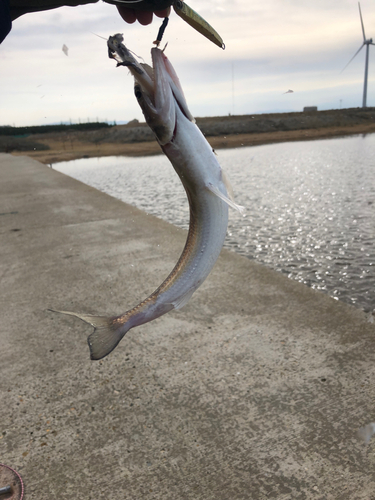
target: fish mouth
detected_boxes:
[133,48,195,145]
[132,49,176,145]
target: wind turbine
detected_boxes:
[343,2,374,108]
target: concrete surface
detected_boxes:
[1,152,375,500]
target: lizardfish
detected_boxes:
[51,34,243,360]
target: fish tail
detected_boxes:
[48,309,129,360]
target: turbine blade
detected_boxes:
[341,43,365,73]
[358,2,366,41]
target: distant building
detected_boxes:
[303,106,318,112]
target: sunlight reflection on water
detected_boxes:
[54,134,375,312]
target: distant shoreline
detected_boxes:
[11,123,375,165]
[9,107,375,164]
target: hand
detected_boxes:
[9,0,170,23]
[117,5,171,25]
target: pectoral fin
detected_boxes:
[206,183,245,214]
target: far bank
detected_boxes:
[5,107,375,164]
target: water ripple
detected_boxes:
[54,134,375,312]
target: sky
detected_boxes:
[1,0,375,127]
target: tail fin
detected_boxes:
[48,309,128,360]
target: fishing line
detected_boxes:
[91,32,107,40]
[154,17,169,46]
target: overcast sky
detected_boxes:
[1,0,374,127]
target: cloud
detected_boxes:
[0,0,374,126]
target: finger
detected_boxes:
[154,7,171,18]
[136,10,153,25]
[117,6,137,24]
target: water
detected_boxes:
[54,134,375,312]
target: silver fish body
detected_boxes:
[52,35,243,360]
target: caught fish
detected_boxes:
[51,34,243,360]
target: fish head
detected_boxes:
[133,48,194,146]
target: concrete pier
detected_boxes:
[1,153,375,499]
